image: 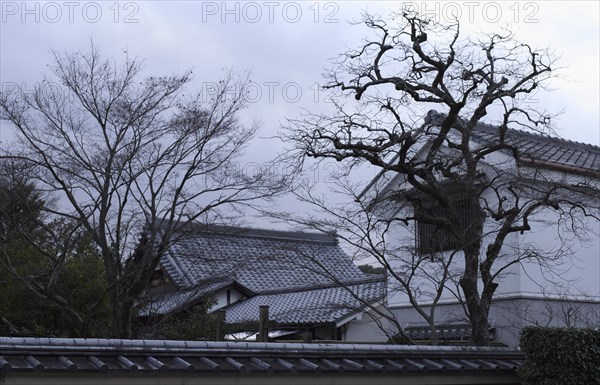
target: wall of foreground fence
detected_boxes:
[0,337,524,385]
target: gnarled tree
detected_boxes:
[280,12,599,345]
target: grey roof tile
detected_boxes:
[161,227,365,293]
[224,280,385,325]
[139,280,234,316]
[143,225,380,322]
[0,337,524,375]
[358,111,599,202]
[424,110,600,173]
[162,226,366,293]
[470,122,600,172]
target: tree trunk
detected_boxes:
[460,273,490,345]
[469,305,490,345]
[460,212,491,346]
[429,321,438,344]
[109,290,134,339]
[118,303,133,339]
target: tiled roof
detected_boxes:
[426,110,600,173]
[358,111,599,201]
[143,224,382,323]
[472,124,599,173]
[140,288,204,316]
[160,225,367,293]
[140,280,248,317]
[224,280,385,325]
[0,337,524,376]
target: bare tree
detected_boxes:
[265,175,468,344]
[279,12,600,345]
[0,44,283,338]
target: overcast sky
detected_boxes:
[1,1,599,224]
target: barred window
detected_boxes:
[416,196,476,254]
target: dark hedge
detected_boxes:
[519,327,600,385]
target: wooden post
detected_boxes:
[215,310,226,341]
[302,329,312,343]
[257,306,269,342]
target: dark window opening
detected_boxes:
[416,195,477,254]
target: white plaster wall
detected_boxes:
[384,216,457,307]
[343,306,392,342]
[391,298,600,348]
[514,206,600,299]
[383,164,599,309]
[370,128,599,344]
[209,288,246,312]
[384,186,516,307]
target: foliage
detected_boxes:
[0,166,111,336]
[0,237,111,337]
[0,163,44,239]
[519,327,600,385]
[358,264,386,275]
[159,303,219,341]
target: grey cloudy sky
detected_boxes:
[1,1,599,210]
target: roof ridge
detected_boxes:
[172,222,338,244]
[0,336,521,353]
[253,276,385,296]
